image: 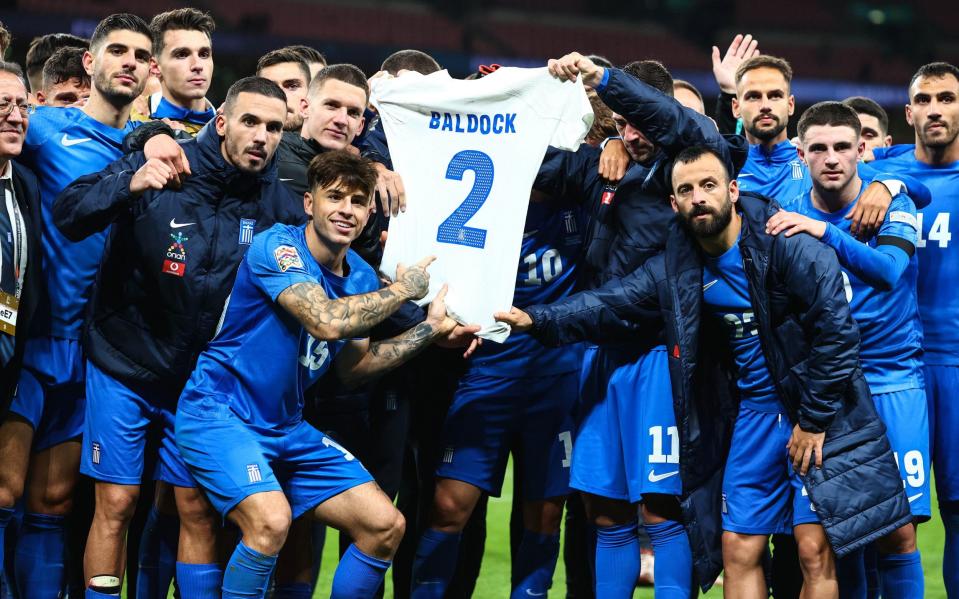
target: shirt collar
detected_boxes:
[151,92,216,125]
[0,160,13,181]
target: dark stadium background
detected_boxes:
[2,0,958,140]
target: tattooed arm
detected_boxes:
[335,285,460,387]
[277,256,434,341]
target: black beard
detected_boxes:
[680,198,733,238]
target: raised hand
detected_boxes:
[711,34,760,94]
[394,255,435,300]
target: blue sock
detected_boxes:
[594,521,640,598]
[510,530,560,598]
[274,581,313,598]
[837,547,867,599]
[14,512,66,599]
[175,562,223,598]
[878,551,923,599]
[86,590,120,598]
[646,520,693,598]
[137,507,180,599]
[331,544,390,599]
[410,528,461,599]
[222,541,277,599]
[944,504,959,597]
[863,544,880,599]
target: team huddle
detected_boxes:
[0,7,953,599]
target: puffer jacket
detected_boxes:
[526,192,912,590]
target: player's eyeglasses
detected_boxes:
[0,101,35,119]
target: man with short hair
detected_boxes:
[499,144,913,599]
[56,75,305,599]
[380,50,441,77]
[673,79,705,114]
[843,96,893,157]
[176,150,458,599]
[0,64,45,583]
[0,13,153,598]
[285,44,326,78]
[257,49,311,132]
[766,101,926,598]
[131,8,215,136]
[24,33,89,99]
[37,47,90,107]
[872,61,959,596]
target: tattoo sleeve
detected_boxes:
[342,322,438,385]
[277,281,409,341]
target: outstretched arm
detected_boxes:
[277,256,434,342]
[334,285,464,386]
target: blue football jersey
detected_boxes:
[872,151,959,365]
[702,236,781,412]
[20,106,138,339]
[179,224,379,430]
[785,190,923,392]
[469,201,585,377]
[736,141,811,202]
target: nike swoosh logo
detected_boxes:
[908,492,923,503]
[522,229,540,239]
[279,178,293,182]
[648,470,679,483]
[703,280,718,292]
[526,590,546,597]
[737,172,756,178]
[61,134,92,146]
[169,219,195,229]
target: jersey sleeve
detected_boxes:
[247,228,320,301]
[878,193,919,247]
[545,76,595,151]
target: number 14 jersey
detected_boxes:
[371,67,593,341]
[873,151,959,365]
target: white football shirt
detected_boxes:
[371,67,593,341]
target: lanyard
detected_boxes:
[3,182,25,299]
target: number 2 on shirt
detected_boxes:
[436,150,494,249]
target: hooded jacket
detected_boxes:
[526,192,912,589]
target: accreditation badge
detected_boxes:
[0,290,17,336]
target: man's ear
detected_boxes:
[214,113,227,137]
[669,194,679,213]
[731,96,741,119]
[729,178,740,203]
[303,191,314,219]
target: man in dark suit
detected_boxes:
[0,60,47,575]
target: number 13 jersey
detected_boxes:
[371,67,593,341]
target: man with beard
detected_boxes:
[871,61,959,596]
[498,145,913,599]
[526,54,744,597]
[0,13,153,597]
[257,49,311,133]
[55,75,303,599]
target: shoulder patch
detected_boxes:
[889,210,919,231]
[273,245,304,272]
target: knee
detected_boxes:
[364,508,405,556]
[245,509,292,555]
[0,475,24,508]
[431,488,473,531]
[27,478,75,516]
[176,491,218,537]
[877,524,917,554]
[95,486,139,527]
[722,534,764,571]
[796,534,834,578]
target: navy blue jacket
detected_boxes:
[0,163,43,415]
[54,125,306,390]
[526,193,912,589]
[535,69,748,291]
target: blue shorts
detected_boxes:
[722,407,818,535]
[8,336,85,452]
[436,370,576,499]
[872,388,931,519]
[80,361,194,487]
[569,346,680,503]
[924,365,959,503]
[176,401,373,519]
